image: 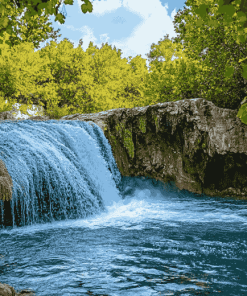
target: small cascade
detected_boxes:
[0,119,123,227]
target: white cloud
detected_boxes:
[123,0,168,17]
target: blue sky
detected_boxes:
[13,0,193,73]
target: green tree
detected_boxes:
[0,33,151,119]
[0,0,93,117]
[143,34,214,106]
[178,0,247,123]
[186,0,247,45]
[0,1,63,54]
[37,39,149,115]
[169,2,247,109]
[0,30,57,117]
[0,0,93,54]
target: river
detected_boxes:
[0,119,246,296]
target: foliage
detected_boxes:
[0,1,62,53]
[184,0,247,79]
[0,33,151,119]
[0,31,58,117]
[180,0,247,123]
[1,0,247,122]
[169,1,247,110]
[36,38,150,117]
[142,34,215,106]
[237,101,247,122]
[0,0,93,55]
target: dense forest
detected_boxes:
[0,0,247,121]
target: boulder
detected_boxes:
[1,98,247,200]
[0,282,35,296]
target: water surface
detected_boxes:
[0,119,246,296]
[1,178,246,296]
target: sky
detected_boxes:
[9,0,198,118]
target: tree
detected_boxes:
[186,0,247,44]
[0,0,63,52]
[0,30,57,117]
[143,34,217,106]
[0,32,151,119]
[43,39,149,114]
[178,0,247,123]
[169,1,247,110]
[178,0,247,77]
[0,0,93,54]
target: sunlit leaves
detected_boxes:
[81,0,93,14]
[0,35,151,119]
[184,0,247,123]
[0,0,93,55]
[224,65,235,78]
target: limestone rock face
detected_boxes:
[1,98,247,200]
[60,98,247,200]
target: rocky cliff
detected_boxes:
[1,97,247,200]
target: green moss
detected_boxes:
[123,129,135,159]
[115,124,120,133]
[108,132,124,171]
[183,155,197,175]
[183,137,207,175]
[153,114,159,132]
[139,117,146,133]
[110,133,118,149]
[114,120,135,159]
[196,138,207,150]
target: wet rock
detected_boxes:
[1,98,247,200]
[0,160,13,201]
[0,282,15,296]
[26,115,51,121]
[0,282,36,296]
[0,111,16,121]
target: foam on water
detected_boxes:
[1,175,246,236]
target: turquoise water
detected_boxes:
[0,120,246,296]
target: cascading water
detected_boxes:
[0,119,246,296]
[0,119,122,227]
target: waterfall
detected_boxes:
[0,119,123,227]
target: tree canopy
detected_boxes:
[0,0,63,52]
[0,0,93,52]
[1,0,247,123]
[176,0,247,122]
[168,1,247,109]
[181,0,247,79]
